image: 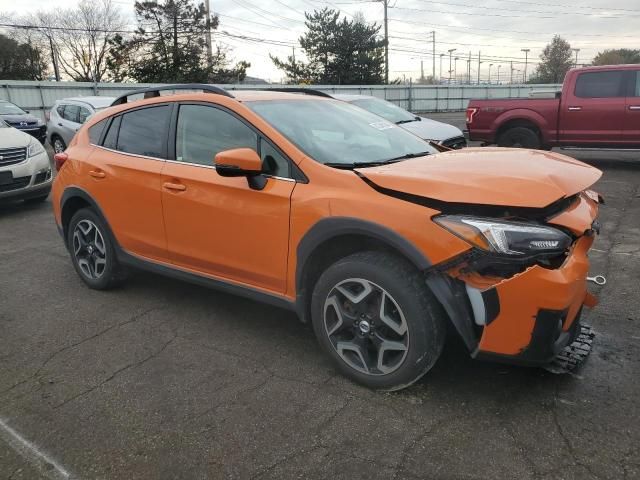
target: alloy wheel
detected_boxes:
[323,278,409,375]
[53,139,65,154]
[72,219,107,279]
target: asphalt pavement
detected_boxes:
[0,129,639,479]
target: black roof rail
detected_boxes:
[255,87,333,98]
[110,84,234,106]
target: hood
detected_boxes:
[0,113,41,125]
[400,117,463,142]
[0,126,31,148]
[356,148,602,209]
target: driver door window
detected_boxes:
[176,104,257,166]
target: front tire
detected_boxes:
[52,136,67,154]
[310,251,446,391]
[497,126,541,149]
[67,208,125,290]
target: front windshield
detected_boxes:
[247,99,435,166]
[0,102,27,116]
[350,97,416,124]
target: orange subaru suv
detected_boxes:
[52,85,603,390]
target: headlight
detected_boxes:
[27,137,45,158]
[434,215,572,257]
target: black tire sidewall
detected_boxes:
[498,127,541,149]
[67,208,119,290]
[310,252,445,391]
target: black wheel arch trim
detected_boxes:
[295,217,432,321]
[60,186,117,249]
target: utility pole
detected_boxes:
[420,60,424,81]
[510,61,514,84]
[292,46,297,83]
[454,57,458,83]
[521,48,530,83]
[48,36,60,82]
[448,48,456,84]
[383,0,389,84]
[204,0,213,72]
[432,31,436,81]
[468,51,471,84]
[477,51,481,84]
[497,64,501,84]
[439,53,444,82]
[488,63,493,84]
[572,48,580,68]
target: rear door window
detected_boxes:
[574,71,626,98]
[633,71,640,96]
[78,107,91,124]
[88,119,108,145]
[116,106,170,158]
[62,105,81,123]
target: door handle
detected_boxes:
[163,182,186,192]
[88,170,106,179]
[567,106,582,111]
[629,105,640,111]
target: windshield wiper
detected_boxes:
[380,151,431,163]
[395,119,418,125]
[324,161,390,169]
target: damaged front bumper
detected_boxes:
[427,192,602,367]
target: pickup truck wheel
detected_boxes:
[497,127,541,149]
[310,251,446,391]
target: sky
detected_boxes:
[2,0,640,83]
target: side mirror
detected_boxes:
[414,116,421,121]
[214,148,267,190]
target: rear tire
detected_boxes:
[497,126,541,149]
[310,251,446,391]
[67,208,125,290]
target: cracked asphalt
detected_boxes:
[1,143,639,479]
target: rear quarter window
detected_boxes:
[88,119,108,145]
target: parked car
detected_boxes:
[332,94,467,149]
[0,100,47,144]
[52,85,602,390]
[466,64,640,149]
[0,118,52,203]
[47,96,115,153]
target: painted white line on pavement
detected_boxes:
[0,417,74,480]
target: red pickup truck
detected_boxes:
[466,64,640,149]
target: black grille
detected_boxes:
[441,135,467,149]
[0,175,30,192]
[7,121,38,127]
[0,147,27,166]
[34,169,51,184]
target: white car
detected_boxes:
[47,96,115,153]
[332,94,467,149]
[0,118,52,204]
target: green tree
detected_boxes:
[106,0,249,83]
[271,8,385,85]
[592,49,640,66]
[0,34,48,80]
[531,35,573,83]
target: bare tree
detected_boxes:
[17,0,125,82]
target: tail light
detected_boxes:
[54,152,68,171]
[466,107,478,124]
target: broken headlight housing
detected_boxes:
[434,215,572,258]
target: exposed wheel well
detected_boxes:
[297,234,422,322]
[496,119,541,140]
[61,196,91,243]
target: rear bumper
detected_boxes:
[466,236,595,365]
